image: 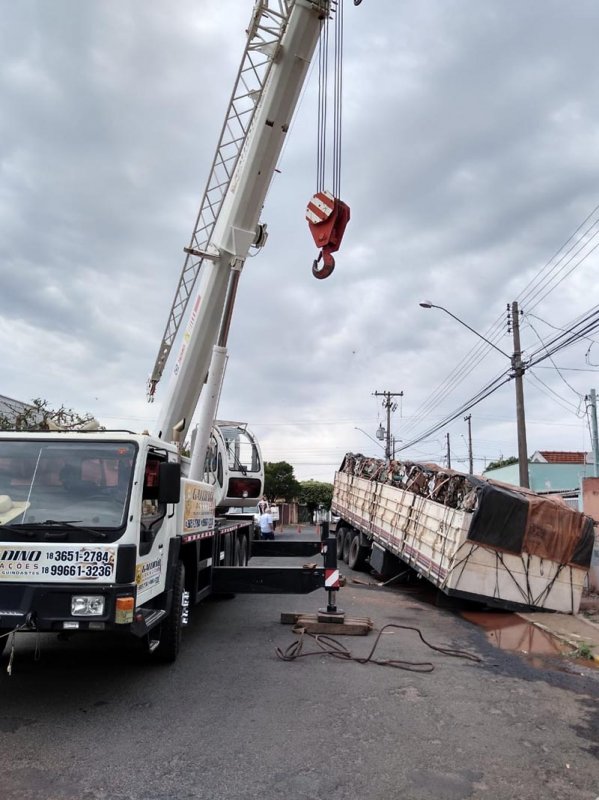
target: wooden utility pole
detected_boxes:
[510,301,529,488]
[373,390,403,461]
[464,414,473,474]
[587,388,599,477]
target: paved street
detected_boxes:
[0,525,597,800]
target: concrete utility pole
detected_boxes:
[464,414,473,474]
[446,432,451,469]
[587,388,599,477]
[510,301,529,488]
[373,390,403,461]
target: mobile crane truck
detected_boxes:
[0,0,346,663]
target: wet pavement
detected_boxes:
[294,523,599,668]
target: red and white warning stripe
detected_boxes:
[306,190,335,224]
[325,569,340,589]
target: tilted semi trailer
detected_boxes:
[332,453,595,613]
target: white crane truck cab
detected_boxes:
[0,431,209,661]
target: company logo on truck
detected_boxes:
[183,482,214,533]
[1,550,42,562]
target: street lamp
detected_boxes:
[419,302,510,358]
[419,300,529,488]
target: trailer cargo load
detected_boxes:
[332,453,595,613]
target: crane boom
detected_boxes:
[149,0,328,398]
[155,0,332,446]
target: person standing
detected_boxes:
[259,509,274,540]
[257,496,269,515]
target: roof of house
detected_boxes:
[533,450,589,464]
[0,394,34,418]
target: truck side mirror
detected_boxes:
[158,462,181,504]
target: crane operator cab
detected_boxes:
[203,423,263,513]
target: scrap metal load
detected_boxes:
[332,453,595,613]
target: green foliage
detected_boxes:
[485,456,519,472]
[0,397,100,432]
[298,480,333,512]
[571,641,595,661]
[264,461,301,502]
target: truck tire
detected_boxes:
[239,534,248,567]
[348,532,367,571]
[234,537,242,566]
[153,561,186,663]
[336,527,346,560]
[342,529,352,563]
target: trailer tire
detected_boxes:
[342,529,352,563]
[234,537,242,566]
[347,532,367,571]
[336,527,346,560]
[239,534,248,567]
[153,561,186,663]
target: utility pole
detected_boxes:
[509,301,529,488]
[464,414,473,474]
[373,390,403,461]
[587,388,599,478]
[446,432,451,469]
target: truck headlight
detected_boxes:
[71,596,105,616]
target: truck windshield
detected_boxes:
[0,440,136,542]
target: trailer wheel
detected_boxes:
[336,527,346,560]
[239,534,248,567]
[233,536,242,566]
[152,561,186,663]
[348,533,367,571]
[342,529,352,563]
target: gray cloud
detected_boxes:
[1,0,598,480]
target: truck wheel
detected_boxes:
[233,537,242,566]
[336,527,346,560]
[342,529,352,563]
[153,561,186,663]
[348,533,367,571]
[239,534,248,567]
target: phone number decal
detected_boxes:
[0,547,117,582]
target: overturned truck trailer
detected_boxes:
[332,453,595,613]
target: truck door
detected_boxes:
[135,450,172,604]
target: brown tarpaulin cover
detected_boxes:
[524,494,590,565]
[467,477,595,567]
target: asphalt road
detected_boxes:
[0,526,598,800]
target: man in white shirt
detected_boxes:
[259,510,274,540]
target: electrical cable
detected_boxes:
[398,370,512,453]
[524,317,583,400]
[275,622,481,672]
[527,371,581,416]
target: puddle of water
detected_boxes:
[461,611,567,657]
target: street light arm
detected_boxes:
[419,302,511,359]
[354,427,385,451]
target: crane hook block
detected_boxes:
[306,190,351,280]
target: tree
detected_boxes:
[485,456,518,472]
[0,397,100,432]
[298,480,333,514]
[263,461,301,502]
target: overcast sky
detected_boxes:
[2,0,599,481]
